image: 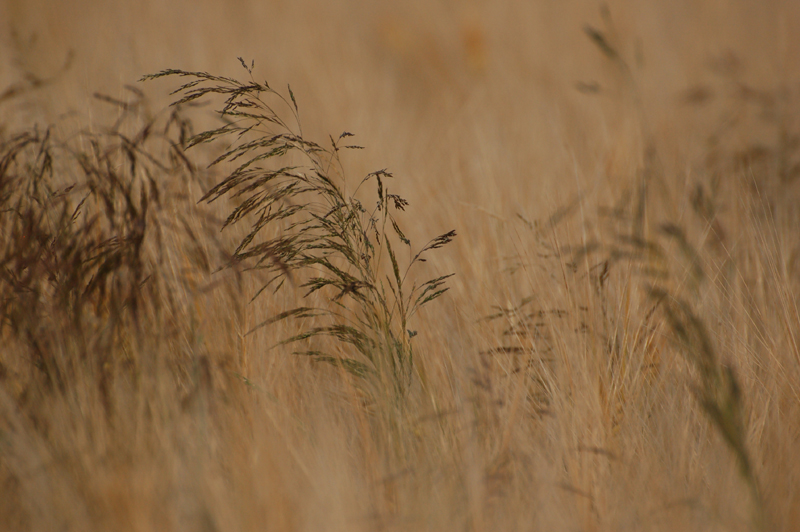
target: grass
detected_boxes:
[141,61,455,398]
[2,2,800,531]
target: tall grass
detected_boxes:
[2,3,800,531]
[142,60,455,397]
[0,87,205,393]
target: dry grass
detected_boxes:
[2,1,800,531]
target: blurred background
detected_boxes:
[4,1,797,157]
[4,0,796,280]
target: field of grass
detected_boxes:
[2,1,800,530]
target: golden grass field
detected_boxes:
[2,1,800,530]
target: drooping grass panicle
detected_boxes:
[144,61,456,395]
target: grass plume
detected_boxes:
[142,61,456,396]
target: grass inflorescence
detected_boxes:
[142,60,456,397]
